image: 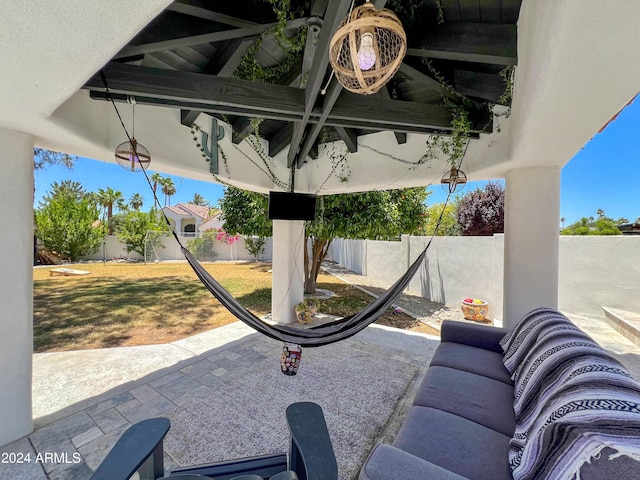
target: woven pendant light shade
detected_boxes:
[329,1,406,95]
[115,138,151,172]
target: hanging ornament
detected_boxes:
[441,167,468,193]
[114,97,151,172]
[329,0,406,95]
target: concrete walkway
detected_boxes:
[1,323,441,480]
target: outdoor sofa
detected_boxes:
[359,308,640,480]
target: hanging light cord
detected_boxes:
[100,71,177,232]
[127,95,136,138]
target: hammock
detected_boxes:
[182,240,431,347]
[99,70,451,350]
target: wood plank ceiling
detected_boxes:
[84,0,522,169]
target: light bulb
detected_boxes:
[357,32,376,70]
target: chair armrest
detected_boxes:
[359,445,469,480]
[90,417,170,480]
[286,402,338,480]
[440,321,509,353]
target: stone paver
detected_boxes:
[2,279,639,480]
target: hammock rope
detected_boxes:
[100,71,457,348]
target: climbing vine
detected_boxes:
[234,0,307,85]
[498,66,515,105]
[420,106,471,168]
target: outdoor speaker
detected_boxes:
[268,191,317,221]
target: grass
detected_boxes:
[34,262,438,352]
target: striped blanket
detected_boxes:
[501,308,640,480]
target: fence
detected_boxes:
[80,234,273,262]
[329,235,640,320]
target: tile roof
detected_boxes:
[164,203,211,219]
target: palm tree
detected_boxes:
[160,177,176,206]
[191,193,209,206]
[97,187,124,234]
[150,173,163,198]
[560,217,566,228]
[129,193,144,211]
[44,180,86,202]
[596,209,605,219]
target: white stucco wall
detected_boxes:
[559,236,640,317]
[364,237,409,285]
[80,235,274,262]
[330,235,640,322]
[408,236,503,320]
[329,239,367,275]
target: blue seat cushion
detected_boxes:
[393,406,512,480]
[430,342,513,385]
[413,366,515,436]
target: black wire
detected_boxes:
[100,71,180,242]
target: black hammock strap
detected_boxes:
[181,242,430,347]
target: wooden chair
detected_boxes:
[89,402,337,480]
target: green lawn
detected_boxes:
[34,262,437,352]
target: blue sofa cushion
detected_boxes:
[359,444,468,480]
[430,341,513,385]
[393,406,512,480]
[413,366,515,436]
[440,321,509,353]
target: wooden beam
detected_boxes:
[231,118,252,144]
[93,89,490,134]
[296,79,342,165]
[269,124,294,157]
[206,38,254,76]
[334,126,358,153]
[327,95,455,131]
[91,90,303,121]
[397,63,446,96]
[180,37,255,127]
[292,0,389,166]
[180,109,201,126]
[167,1,258,28]
[406,23,517,65]
[287,0,352,167]
[87,63,492,133]
[114,17,308,59]
[376,86,407,144]
[453,70,506,104]
[88,62,305,117]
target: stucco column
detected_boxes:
[0,128,34,446]
[271,220,305,324]
[503,167,561,329]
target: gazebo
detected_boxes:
[2,0,640,447]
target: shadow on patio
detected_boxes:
[1,322,441,480]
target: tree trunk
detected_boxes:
[304,238,332,294]
[107,204,114,235]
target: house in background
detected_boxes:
[199,212,224,233]
[162,203,216,236]
[617,221,640,235]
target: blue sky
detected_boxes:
[35,98,640,225]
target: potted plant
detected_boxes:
[461,298,489,322]
[295,297,319,325]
